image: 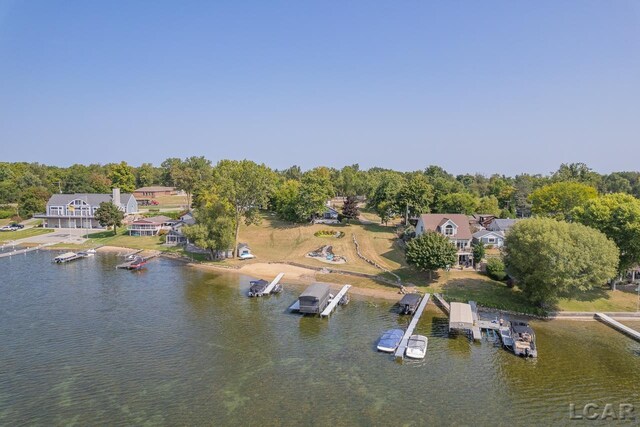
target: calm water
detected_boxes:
[1,251,640,426]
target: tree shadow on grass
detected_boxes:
[559,286,610,302]
[86,230,117,238]
[441,278,539,315]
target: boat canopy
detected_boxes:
[249,279,269,293]
[449,302,474,330]
[299,283,330,301]
[399,294,421,306]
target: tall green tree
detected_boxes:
[436,192,479,214]
[182,195,235,259]
[504,218,619,306]
[295,167,334,222]
[573,193,640,274]
[107,161,136,193]
[396,173,433,223]
[405,231,458,279]
[136,163,160,188]
[94,202,125,235]
[18,186,50,218]
[529,182,598,220]
[369,171,404,224]
[477,195,501,216]
[210,160,274,257]
[174,156,213,208]
[271,179,302,222]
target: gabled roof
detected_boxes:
[472,230,505,239]
[132,215,172,224]
[47,193,135,207]
[418,214,472,240]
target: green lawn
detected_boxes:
[0,228,54,243]
[84,229,180,252]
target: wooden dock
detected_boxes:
[262,272,285,296]
[320,285,351,318]
[395,293,431,360]
[433,293,450,314]
[116,251,159,270]
[54,252,86,263]
[469,301,482,340]
[595,313,640,342]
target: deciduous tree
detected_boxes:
[94,202,125,235]
[529,182,597,220]
[405,231,458,279]
[504,218,619,306]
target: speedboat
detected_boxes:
[405,335,428,359]
[377,329,404,353]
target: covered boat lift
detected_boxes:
[291,283,332,315]
[449,302,474,334]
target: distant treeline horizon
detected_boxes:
[1,159,639,221]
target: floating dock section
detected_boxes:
[262,272,285,296]
[395,293,431,360]
[595,313,640,342]
[53,252,85,263]
[320,285,351,318]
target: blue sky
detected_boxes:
[1,1,638,175]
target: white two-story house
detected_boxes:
[414,213,474,266]
[36,188,138,229]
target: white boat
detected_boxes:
[405,335,428,359]
[86,248,97,254]
[377,329,404,353]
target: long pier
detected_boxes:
[262,272,285,296]
[469,301,482,340]
[320,285,351,317]
[0,242,55,258]
[395,293,431,360]
[595,313,640,342]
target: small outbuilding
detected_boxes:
[449,302,474,332]
[298,283,332,314]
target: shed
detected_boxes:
[298,283,331,314]
[449,302,474,332]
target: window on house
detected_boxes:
[488,237,495,243]
[444,224,454,236]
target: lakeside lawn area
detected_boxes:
[62,211,640,316]
[0,228,54,243]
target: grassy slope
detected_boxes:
[0,228,54,243]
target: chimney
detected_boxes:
[112,188,121,208]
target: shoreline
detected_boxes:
[39,245,640,320]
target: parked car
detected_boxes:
[9,223,24,229]
[0,225,18,232]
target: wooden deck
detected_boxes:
[395,293,431,360]
[595,312,640,342]
[320,285,351,318]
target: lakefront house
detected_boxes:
[36,188,138,229]
[414,213,474,266]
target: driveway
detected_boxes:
[12,228,89,245]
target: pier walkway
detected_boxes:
[595,313,640,342]
[395,293,431,360]
[262,273,285,296]
[0,242,56,258]
[320,285,351,317]
[469,301,481,340]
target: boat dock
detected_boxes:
[116,251,159,270]
[262,272,285,296]
[433,293,450,314]
[0,242,56,258]
[595,313,640,342]
[320,285,351,318]
[54,252,85,263]
[469,301,482,340]
[395,293,431,360]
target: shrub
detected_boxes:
[314,230,345,238]
[486,257,507,281]
[0,209,14,219]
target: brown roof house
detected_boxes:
[415,214,474,266]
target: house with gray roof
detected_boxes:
[472,229,506,248]
[35,188,138,229]
[486,218,520,233]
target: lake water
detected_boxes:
[1,251,639,426]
